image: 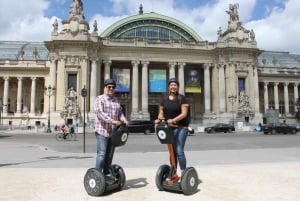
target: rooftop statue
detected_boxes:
[226,3,239,22]
[69,0,84,18]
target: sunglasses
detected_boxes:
[106,85,115,89]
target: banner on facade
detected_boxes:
[149,69,167,93]
[113,68,131,92]
[184,69,201,93]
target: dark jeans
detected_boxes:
[95,133,113,174]
[173,128,188,171]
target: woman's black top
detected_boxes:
[160,94,189,127]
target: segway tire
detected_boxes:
[180,167,199,195]
[84,168,106,196]
[155,164,171,191]
[112,164,126,190]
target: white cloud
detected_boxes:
[0,0,53,41]
[246,0,300,53]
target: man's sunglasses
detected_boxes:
[106,85,115,89]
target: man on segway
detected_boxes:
[94,78,128,179]
[84,78,129,196]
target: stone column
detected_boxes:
[178,62,185,95]
[284,82,289,114]
[131,61,139,118]
[264,82,269,112]
[30,77,36,114]
[204,63,211,113]
[253,65,260,112]
[104,60,111,80]
[218,64,226,112]
[90,60,98,112]
[50,59,57,112]
[294,83,299,112]
[168,62,176,78]
[274,82,279,110]
[50,59,57,89]
[141,61,150,119]
[211,64,219,113]
[16,77,23,114]
[225,63,236,112]
[55,57,66,113]
[3,76,9,114]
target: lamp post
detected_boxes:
[44,85,56,133]
[228,93,237,126]
[81,85,87,153]
[0,100,4,126]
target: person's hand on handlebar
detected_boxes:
[154,118,165,124]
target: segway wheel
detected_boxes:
[155,164,171,191]
[180,167,199,195]
[84,168,106,196]
[112,164,126,190]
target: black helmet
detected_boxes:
[104,78,116,86]
[168,77,179,86]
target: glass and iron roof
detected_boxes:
[100,12,203,42]
[258,51,300,68]
[0,41,48,61]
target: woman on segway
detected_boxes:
[154,77,190,174]
[94,79,128,177]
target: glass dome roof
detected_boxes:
[0,41,48,61]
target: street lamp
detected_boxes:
[81,85,87,153]
[228,93,237,126]
[44,85,56,133]
[0,100,4,126]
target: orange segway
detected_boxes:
[155,120,199,195]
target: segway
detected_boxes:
[84,123,129,196]
[155,121,199,195]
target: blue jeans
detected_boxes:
[172,128,188,171]
[95,133,112,174]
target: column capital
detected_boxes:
[30,77,37,81]
[177,62,186,67]
[17,77,23,81]
[3,76,9,81]
[168,61,176,67]
[141,60,149,66]
[294,83,299,87]
[203,63,211,69]
[284,82,289,87]
[103,59,112,65]
[131,60,140,65]
[263,81,269,86]
[273,82,279,86]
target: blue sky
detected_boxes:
[0,0,299,54]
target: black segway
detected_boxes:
[84,123,129,196]
[155,122,199,195]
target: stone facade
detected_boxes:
[1,1,300,128]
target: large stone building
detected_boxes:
[1,1,300,128]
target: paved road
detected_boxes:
[1,131,300,201]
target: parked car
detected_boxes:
[295,124,300,131]
[263,123,298,134]
[128,120,155,134]
[204,123,235,133]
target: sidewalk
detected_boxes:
[1,163,300,201]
